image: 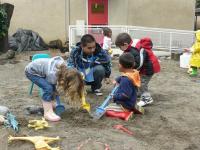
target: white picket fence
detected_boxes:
[68,25,195,52]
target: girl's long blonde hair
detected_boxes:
[56,64,84,107]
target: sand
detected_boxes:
[0,51,200,150]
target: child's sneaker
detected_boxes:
[94,89,103,96]
[137,97,153,107]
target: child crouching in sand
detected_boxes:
[106,53,141,120]
[25,56,84,122]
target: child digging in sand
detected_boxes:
[106,53,141,120]
[25,56,84,122]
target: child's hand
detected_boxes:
[112,80,119,86]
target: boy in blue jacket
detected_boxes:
[113,53,141,110]
[106,53,141,120]
[67,34,111,96]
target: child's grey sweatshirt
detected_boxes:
[25,56,65,84]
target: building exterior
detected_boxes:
[2,0,196,42]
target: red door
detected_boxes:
[88,0,108,45]
[88,0,108,25]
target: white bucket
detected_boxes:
[180,53,191,68]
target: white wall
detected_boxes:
[109,0,195,30]
[3,0,66,42]
[2,0,195,43]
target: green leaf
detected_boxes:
[0,7,8,38]
[197,0,200,8]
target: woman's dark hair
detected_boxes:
[81,34,96,47]
[119,53,135,69]
[115,33,132,47]
[102,27,112,37]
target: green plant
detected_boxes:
[197,0,200,8]
[0,7,8,38]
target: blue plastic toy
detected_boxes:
[55,95,65,116]
[4,112,19,132]
[93,86,119,120]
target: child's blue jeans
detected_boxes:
[25,71,56,102]
[85,65,105,91]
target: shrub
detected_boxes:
[0,7,8,38]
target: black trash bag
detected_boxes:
[9,28,48,52]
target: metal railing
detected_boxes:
[68,25,195,52]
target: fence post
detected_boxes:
[125,26,128,33]
[159,31,162,47]
[169,32,172,53]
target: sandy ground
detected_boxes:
[0,50,200,150]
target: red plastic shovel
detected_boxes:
[113,124,133,135]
